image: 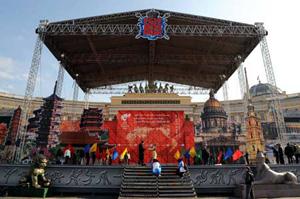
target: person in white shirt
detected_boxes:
[177,157,186,177]
[152,159,161,177]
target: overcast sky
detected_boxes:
[0,0,299,102]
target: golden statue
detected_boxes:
[19,154,51,188]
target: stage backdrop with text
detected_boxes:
[115,111,194,163]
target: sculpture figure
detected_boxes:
[133,84,139,93]
[170,85,174,93]
[158,83,163,93]
[254,152,297,184]
[163,83,169,93]
[145,83,150,93]
[153,82,158,93]
[128,85,133,93]
[139,83,144,93]
[19,154,51,188]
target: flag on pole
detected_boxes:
[112,149,119,160]
[232,149,243,161]
[96,145,101,159]
[174,150,181,160]
[184,148,190,158]
[217,150,223,164]
[89,143,97,153]
[84,144,90,154]
[189,146,196,158]
[120,148,127,160]
[224,147,233,160]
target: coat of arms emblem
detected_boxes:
[136,9,170,40]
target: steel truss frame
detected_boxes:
[237,64,248,132]
[56,62,65,97]
[53,9,249,26]
[14,21,47,162]
[36,23,266,37]
[256,23,287,144]
[84,90,90,109]
[72,80,79,101]
[222,81,230,117]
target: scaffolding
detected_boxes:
[222,81,231,118]
[237,64,249,132]
[14,20,48,162]
[255,22,287,144]
[37,23,266,37]
[72,80,79,102]
[84,90,90,109]
[55,62,65,97]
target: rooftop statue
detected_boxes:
[127,82,175,94]
[158,83,163,93]
[133,84,139,93]
[139,83,144,93]
[254,152,297,184]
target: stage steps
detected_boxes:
[119,165,197,198]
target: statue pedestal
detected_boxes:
[8,187,49,198]
[235,184,300,198]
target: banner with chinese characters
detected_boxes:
[115,111,194,163]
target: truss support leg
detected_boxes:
[237,64,248,132]
[222,81,231,117]
[84,91,90,109]
[72,81,79,101]
[55,62,65,97]
[255,22,287,144]
[238,64,246,99]
[14,33,44,162]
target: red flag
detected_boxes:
[232,149,243,161]
[217,150,223,164]
[96,146,101,160]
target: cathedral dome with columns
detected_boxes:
[201,91,228,133]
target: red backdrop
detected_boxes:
[107,111,194,163]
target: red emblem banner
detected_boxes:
[114,111,194,163]
[143,17,163,36]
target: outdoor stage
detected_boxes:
[0,8,278,198]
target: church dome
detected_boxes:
[201,91,227,133]
[204,96,222,109]
[249,82,281,98]
[203,91,225,113]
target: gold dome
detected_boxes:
[204,91,222,108]
[204,98,222,108]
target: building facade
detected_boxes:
[1,82,300,148]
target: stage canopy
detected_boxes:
[37,9,266,92]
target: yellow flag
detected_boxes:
[89,143,97,153]
[120,148,128,160]
[174,149,181,160]
[189,146,196,158]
